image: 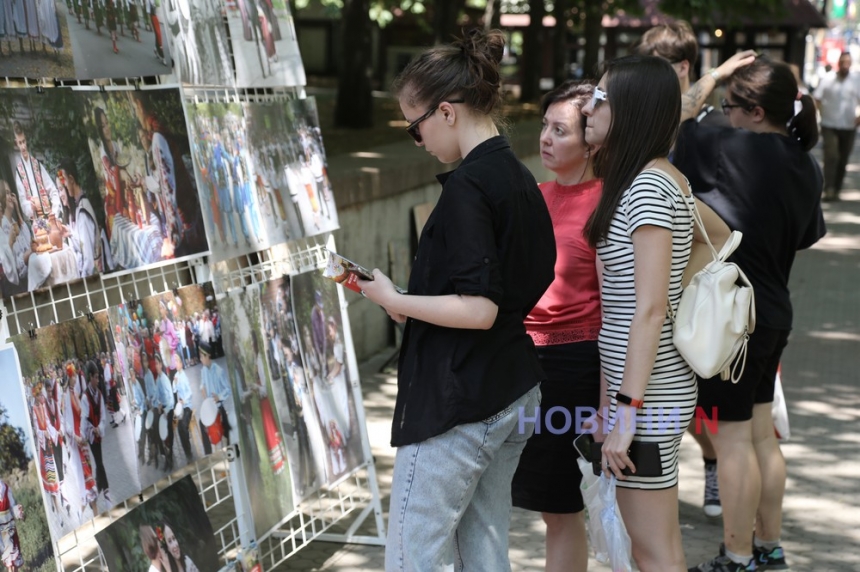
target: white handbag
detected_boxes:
[670,195,756,383]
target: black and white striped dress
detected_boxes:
[597,168,696,489]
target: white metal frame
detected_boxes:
[1,235,387,571]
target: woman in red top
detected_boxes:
[511,81,602,572]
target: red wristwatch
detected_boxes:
[615,392,644,409]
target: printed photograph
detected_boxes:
[11,311,142,542]
[281,97,338,238]
[78,87,208,273]
[242,101,303,243]
[162,0,231,85]
[291,270,365,485]
[96,475,221,572]
[107,282,235,491]
[0,88,108,299]
[0,0,74,79]
[186,101,285,262]
[220,285,294,537]
[0,345,56,572]
[224,0,305,88]
[259,276,327,502]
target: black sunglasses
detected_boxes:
[405,99,465,143]
[720,98,755,116]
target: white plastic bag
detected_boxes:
[578,458,633,571]
[772,364,790,441]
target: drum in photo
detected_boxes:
[145,409,155,430]
[174,401,184,423]
[159,414,169,443]
[200,397,223,446]
[135,412,143,441]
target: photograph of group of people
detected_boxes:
[161,0,231,86]
[0,345,56,572]
[0,0,173,80]
[186,96,338,264]
[224,0,305,88]
[11,311,142,542]
[79,87,208,272]
[96,475,220,572]
[220,285,295,538]
[108,283,235,491]
[0,88,107,299]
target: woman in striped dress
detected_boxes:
[581,55,731,571]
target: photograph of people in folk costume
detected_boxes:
[186,101,287,263]
[0,345,56,572]
[280,97,339,237]
[259,276,327,502]
[96,475,220,572]
[224,0,304,88]
[11,312,141,543]
[0,89,107,299]
[161,0,231,85]
[220,285,295,538]
[291,270,365,485]
[241,102,305,243]
[108,282,235,491]
[78,88,208,274]
[0,0,72,79]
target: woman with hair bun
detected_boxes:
[357,28,556,570]
[676,56,826,572]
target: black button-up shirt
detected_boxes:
[392,136,556,447]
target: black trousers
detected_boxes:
[91,440,109,492]
[822,126,857,197]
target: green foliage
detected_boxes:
[0,406,30,474]
[16,313,111,378]
[9,479,56,572]
[657,0,785,26]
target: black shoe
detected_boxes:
[689,554,755,572]
[753,545,789,570]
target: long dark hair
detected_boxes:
[726,57,819,151]
[585,55,681,247]
[393,28,506,125]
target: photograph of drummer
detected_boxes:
[198,341,236,453]
[153,353,176,473]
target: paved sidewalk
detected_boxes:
[285,146,860,571]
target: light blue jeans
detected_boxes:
[385,384,541,572]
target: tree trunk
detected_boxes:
[582,2,602,80]
[552,0,569,87]
[434,0,466,45]
[519,0,546,102]
[334,0,374,129]
[483,0,502,31]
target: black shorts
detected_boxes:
[696,326,790,422]
[511,340,600,514]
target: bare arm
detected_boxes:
[601,225,673,476]
[357,269,499,330]
[680,50,758,123]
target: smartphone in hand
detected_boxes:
[573,432,663,478]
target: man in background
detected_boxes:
[814,51,860,201]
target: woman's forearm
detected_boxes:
[383,293,499,330]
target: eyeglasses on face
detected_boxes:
[590,86,607,109]
[720,98,755,116]
[405,99,465,143]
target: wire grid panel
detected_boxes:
[256,463,384,570]
[56,450,239,572]
[1,257,204,339]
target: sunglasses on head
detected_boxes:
[590,87,607,109]
[405,99,465,143]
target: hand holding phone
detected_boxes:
[573,432,662,478]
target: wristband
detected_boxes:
[615,392,644,409]
[708,68,721,82]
